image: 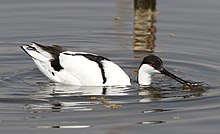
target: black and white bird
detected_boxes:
[21,42,130,86]
[21,42,198,86]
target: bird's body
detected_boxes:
[21,42,200,87]
[21,42,130,86]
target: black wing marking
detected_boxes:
[31,42,67,72]
[51,56,64,71]
[32,42,67,59]
[63,52,110,84]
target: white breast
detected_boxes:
[102,60,131,86]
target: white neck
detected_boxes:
[138,64,159,85]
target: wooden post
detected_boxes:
[133,0,158,52]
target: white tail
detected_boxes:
[20,42,66,61]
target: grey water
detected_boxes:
[0,0,220,134]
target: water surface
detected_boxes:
[0,0,220,134]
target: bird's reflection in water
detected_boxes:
[25,82,131,112]
[138,86,162,102]
[35,82,130,97]
[138,85,205,103]
[25,81,205,112]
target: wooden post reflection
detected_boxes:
[133,0,158,52]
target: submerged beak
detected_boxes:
[160,68,191,86]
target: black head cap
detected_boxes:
[140,55,164,71]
